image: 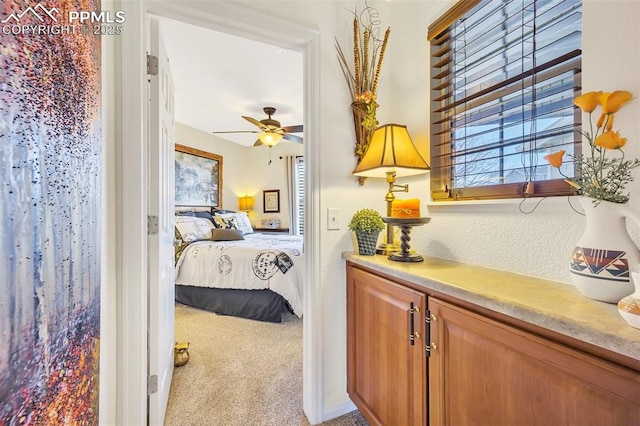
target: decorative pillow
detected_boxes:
[208,229,244,241]
[215,212,253,235]
[211,216,239,231]
[174,227,189,264]
[193,210,215,225]
[174,216,213,242]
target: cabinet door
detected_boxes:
[347,265,427,426]
[429,297,640,426]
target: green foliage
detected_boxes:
[572,152,640,204]
[348,208,384,233]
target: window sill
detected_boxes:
[425,196,584,214]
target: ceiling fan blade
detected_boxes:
[211,130,258,134]
[253,139,264,147]
[283,133,303,144]
[282,124,303,133]
[242,116,268,130]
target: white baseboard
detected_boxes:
[322,401,358,423]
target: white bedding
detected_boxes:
[175,233,304,317]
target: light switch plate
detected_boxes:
[327,208,340,230]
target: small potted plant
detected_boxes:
[348,208,385,255]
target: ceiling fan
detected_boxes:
[212,107,303,147]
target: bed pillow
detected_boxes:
[193,210,215,225]
[209,229,244,241]
[174,216,213,242]
[174,227,189,264]
[215,212,254,235]
[211,216,240,231]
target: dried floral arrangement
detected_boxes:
[545,90,640,204]
[336,4,390,185]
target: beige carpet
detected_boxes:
[164,303,368,426]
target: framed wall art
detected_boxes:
[263,189,280,213]
[175,144,223,207]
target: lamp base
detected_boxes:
[388,251,424,262]
[376,243,400,256]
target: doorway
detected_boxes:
[117,1,322,424]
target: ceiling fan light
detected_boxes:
[258,132,283,147]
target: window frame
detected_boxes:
[428,0,582,202]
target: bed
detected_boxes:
[173,211,304,322]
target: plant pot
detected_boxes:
[618,271,640,329]
[354,230,380,256]
[570,197,638,303]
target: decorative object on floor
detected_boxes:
[174,342,191,367]
[238,195,254,212]
[335,4,390,185]
[545,91,640,301]
[569,197,640,302]
[382,217,430,262]
[618,272,640,329]
[349,208,385,256]
[352,124,430,254]
[391,198,421,218]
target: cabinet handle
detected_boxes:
[414,332,420,339]
[430,342,437,351]
[430,314,437,322]
[409,302,415,346]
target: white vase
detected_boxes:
[618,272,640,329]
[570,197,638,303]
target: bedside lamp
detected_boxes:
[238,195,254,212]
[352,124,430,254]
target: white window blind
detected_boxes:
[295,156,304,235]
[429,0,582,201]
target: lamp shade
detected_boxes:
[352,124,430,178]
[238,196,254,211]
[258,132,284,147]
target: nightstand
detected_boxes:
[253,227,290,235]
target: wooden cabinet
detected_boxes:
[347,265,427,426]
[428,297,640,426]
[346,262,640,426]
[252,227,289,234]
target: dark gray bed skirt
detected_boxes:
[175,285,289,323]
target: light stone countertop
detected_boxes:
[342,252,640,363]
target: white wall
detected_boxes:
[239,0,640,419]
[175,122,303,228]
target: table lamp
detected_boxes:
[352,124,430,254]
[238,195,254,211]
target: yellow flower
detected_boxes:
[595,130,627,150]
[574,91,602,112]
[544,150,565,168]
[599,90,633,114]
[356,91,376,104]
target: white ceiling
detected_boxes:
[159,17,304,147]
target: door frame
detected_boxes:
[117,1,323,424]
